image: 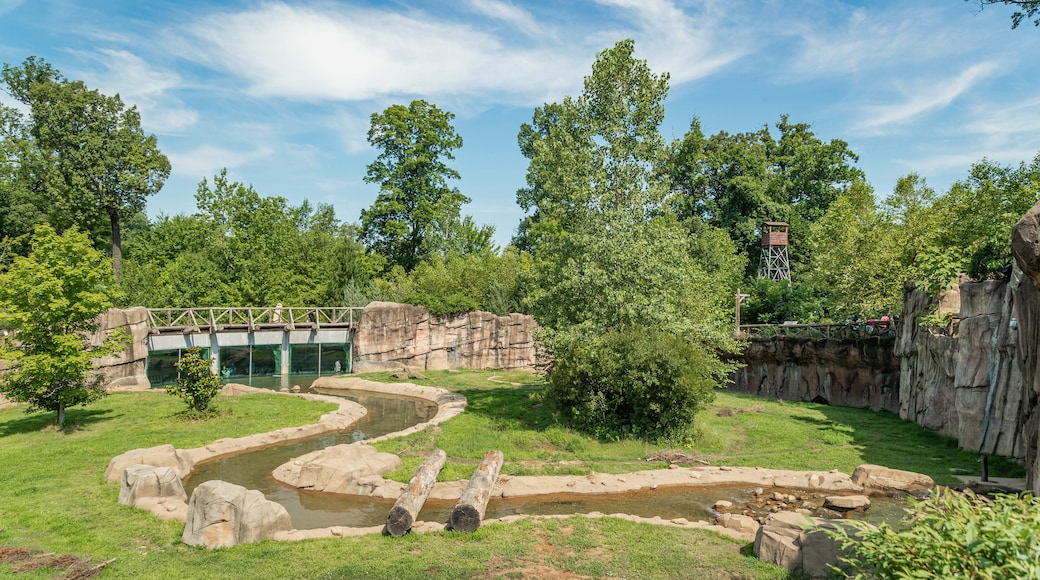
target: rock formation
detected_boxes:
[754,511,860,579]
[91,307,151,390]
[118,464,188,521]
[1012,200,1040,493]
[897,277,1025,459]
[352,302,539,372]
[182,480,292,548]
[728,335,900,413]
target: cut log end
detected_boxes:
[385,506,415,537]
[448,504,481,533]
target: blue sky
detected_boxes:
[1,0,1038,247]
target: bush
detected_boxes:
[166,347,223,413]
[541,327,721,442]
[828,487,1040,579]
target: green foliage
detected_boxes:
[829,488,1040,579]
[166,347,223,413]
[370,248,530,316]
[976,0,1040,28]
[929,156,1040,282]
[361,100,469,271]
[542,327,725,442]
[120,170,384,308]
[669,114,864,275]
[804,181,905,320]
[743,278,826,324]
[1,57,170,281]
[0,224,124,426]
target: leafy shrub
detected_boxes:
[828,487,1040,579]
[166,347,223,413]
[541,327,722,442]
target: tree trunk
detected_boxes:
[57,402,65,427]
[448,450,503,533]
[109,209,122,283]
[384,448,447,537]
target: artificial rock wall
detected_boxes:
[1011,200,1040,492]
[896,279,1024,460]
[728,336,900,413]
[351,301,539,373]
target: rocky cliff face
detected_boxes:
[1011,201,1040,492]
[352,302,540,373]
[92,307,152,390]
[728,336,900,413]
[896,280,1023,459]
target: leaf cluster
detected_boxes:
[166,347,223,413]
[541,327,729,442]
[829,488,1040,579]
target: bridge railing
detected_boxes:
[738,321,895,340]
[147,307,365,334]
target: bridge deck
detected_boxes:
[147,307,364,335]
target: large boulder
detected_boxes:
[182,480,292,548]
[272,443,403,495]
[105,444,195,482]
[754,511,861,579]
[850,464,934,494]
[119,464,188,521]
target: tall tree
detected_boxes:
[0,57,170,281]
[360,100,467,271]
[668,115,863,274]
[0,224,124,426]
[516,40,740,441]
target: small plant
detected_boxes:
[167,347,223,413]
[918,308,955,335]
[827,487,1040,579]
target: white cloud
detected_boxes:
[465,0,542,38]
[168,144,272,180]
[75,49,198,134]
[851,62,1000,134]
[181,0,746,108]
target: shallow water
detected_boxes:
[186,382,909,530]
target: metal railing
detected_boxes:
[146,307,365,335]
[738,321,896,340]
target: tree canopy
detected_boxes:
[360,100,469,272]
[0,57,170,281]
[0,224,124,426]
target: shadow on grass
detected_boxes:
[788,403,1024,480]
[0,407,115,437]
[453,383,558,432]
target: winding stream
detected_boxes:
[184,382,908,530]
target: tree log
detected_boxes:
[448,450,504,533]
[384,448,447,537]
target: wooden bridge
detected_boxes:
[146,307,365,335]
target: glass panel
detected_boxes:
[320,344,350,375]
[291,344,320,375]
[220,346,251,379]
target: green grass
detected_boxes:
[0,384,799,579]
[363,369,1024,485]
[0,370,1022,579]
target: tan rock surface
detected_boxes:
[182,480,292,548]
[850,464,934,494]
[352,302,540,372]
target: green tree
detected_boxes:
[1,57,171,282]
[804,181,905,319]
[0,224,124,426]
[516,40,740,440]
[669,115,863,275]
[361,100,468,271]
[166,347,222,413]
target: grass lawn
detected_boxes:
[364,370,1023,484]
[0,370,1022,578]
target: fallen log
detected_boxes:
[448,450,504,533]
[384,448,448,537]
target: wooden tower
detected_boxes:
[758,222,791,281]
